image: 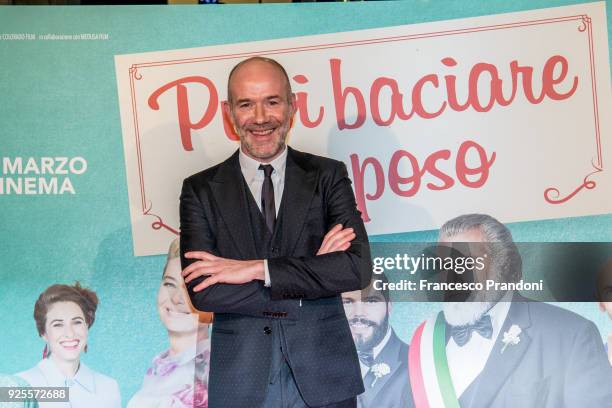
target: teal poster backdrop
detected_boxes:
[1,1,611,405]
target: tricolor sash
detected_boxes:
[409,312,460,408]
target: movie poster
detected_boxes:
[1,1,610,407]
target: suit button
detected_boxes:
[264,326,272,335]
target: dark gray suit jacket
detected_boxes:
[458,298,612,408]
[180,147,372,407]
[358,329,413,408]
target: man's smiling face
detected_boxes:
[224,59,296,163]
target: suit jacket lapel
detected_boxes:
[467,298,533,408]
[208,150,258,259]
[370,331,404,394]
[279,147,318,255]
[359,330,404,406]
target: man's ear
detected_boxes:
[222,100,238,135]
[222,100,232,122]
[290,93,298,115]
[599,302,606,312]
[288,93,298,129]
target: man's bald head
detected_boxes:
[223,56,297,162]
[227,56,293,106]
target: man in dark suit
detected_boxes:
[342,276,412,408]
[433,213,612,407]
[180,57,372,408]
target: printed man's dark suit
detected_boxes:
[358,329,413,408]
[454,297,612,408]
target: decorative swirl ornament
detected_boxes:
[578,15,591,32]
[544,164,602,204]
[130,64,143,80]
[144,202,180,235]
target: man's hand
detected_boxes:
[183,225,354,292]
[182,251,265,292]
[317,224,356,255]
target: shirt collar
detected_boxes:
[39,358,95,393]
[487,290,513,340]
[373,326,392,360]
[238,145,288,184]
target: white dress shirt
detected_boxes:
[238,146,287,287]
[16,358,121,408]
[446,292,513,397]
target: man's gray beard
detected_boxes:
[242,138,286,161]
[443,264,510,326]
[353,314,389,352]
[442,301,494,326]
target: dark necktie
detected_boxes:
[358,350,378,388]
[259,164,276,233]
[449,314,493,347]
[357,349,374,367]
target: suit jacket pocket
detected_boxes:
[212,327,236,335]
[502,376,551,407]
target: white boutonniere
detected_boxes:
[501,324,522,353]
[370,363,391,387]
